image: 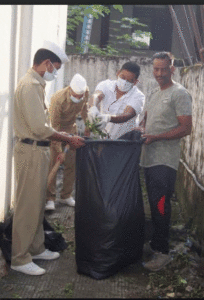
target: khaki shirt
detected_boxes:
[14,68,56,140]
[140,81,192,170]
[49,86,89,152]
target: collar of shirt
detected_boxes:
[28,68,46,88]
[67,86,72,99]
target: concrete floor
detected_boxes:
[0,200,152,299]
[0,168,183,298]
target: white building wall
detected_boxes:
[31,5,68,104]
[0,4,68,222]
[0,5,15,222]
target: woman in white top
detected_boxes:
[88,61,145,139]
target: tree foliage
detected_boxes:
[67,5,152,56]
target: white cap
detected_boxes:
[42,40,69,64]
[70,73,87,94]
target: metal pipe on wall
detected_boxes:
[187,5,204,63]
[4,5,18,219]
[182,5,198,63]
[200,5,204,42]
[169,5,193,65]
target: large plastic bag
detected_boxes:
[75,133,145,279]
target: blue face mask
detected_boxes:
[117,77,134,92]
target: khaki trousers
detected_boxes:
[47,125,76,201]
[47,145,76,201]
[11,141,50,266]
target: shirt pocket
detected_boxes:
[161,97,171,104]
[160,97,173,117]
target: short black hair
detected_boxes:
[33,48,61,65]
[152,52,174,65]
[120,61,140,79]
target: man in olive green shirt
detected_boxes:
[138,52,192,272]
[11,41,85,276]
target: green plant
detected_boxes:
[66,5,152,56]
[148,271,189,296]
[53,220,65,234]
[67,241,75,255]
[64,283,74,298]
[67,5,122,48]
[85,118,108,139]
[108,18,152,54]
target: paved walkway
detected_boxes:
[0,200,152,299]
[0,168,186,298]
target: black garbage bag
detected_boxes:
[75,133,145,280]
[118,129,141,141]
[0,216,68,263]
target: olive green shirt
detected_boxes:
[140,81,192,170]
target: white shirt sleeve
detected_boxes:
[95,80,111,95]
[127,87,145,115]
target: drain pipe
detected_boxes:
[200,5,204,36]
[169,5,193,66]
[180,159,204,192]
[4,5,18,219]
[182,5,197,63]
[187,5,204,63]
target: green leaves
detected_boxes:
[79,5,110,19]
[113,5,123,13]
[67,5,151,56]
[85,119,107,139]
[86,43,120,56]
[121,17,147,27]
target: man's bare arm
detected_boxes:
[110,106,136,123]
[142,115,192,145]
[48,131,85,149]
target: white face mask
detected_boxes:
[117,77,134,92]
[70,95,84,103]
[43,61,58,81]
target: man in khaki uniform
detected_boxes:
[45,73,89,210]
[11,41,85,276]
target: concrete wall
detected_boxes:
[64,54,181,96]
[176,65,204,239]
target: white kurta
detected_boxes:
[95,79,145,139]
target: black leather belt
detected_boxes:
[21,138,50,147]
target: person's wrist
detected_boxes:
[151,134,158,142]
[110,114,116,122]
